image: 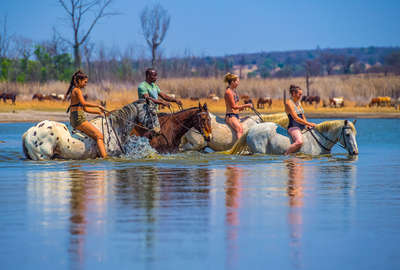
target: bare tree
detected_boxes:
[140,3,170,67]
[57,0,117,68]
[0,15,11,58]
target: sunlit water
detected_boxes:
[0,119,399,270]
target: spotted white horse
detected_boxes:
[22,99,160,160]
[180,112,289,151]
[226,119,359,156]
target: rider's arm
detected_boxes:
[225,90,251,110]
[142,93,169,106]
[159,92,182,105]
[285,101,315,127]
[73,88,104,114]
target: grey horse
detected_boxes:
[226,120,359,156]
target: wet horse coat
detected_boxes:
[227,120,358,156]
[22,100,160,160]
[132,103,212,153]
[180,112,289,151]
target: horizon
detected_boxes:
[2,0,400,58]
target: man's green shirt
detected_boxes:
[138,81,161,100]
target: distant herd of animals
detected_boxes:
[0,90,399,110]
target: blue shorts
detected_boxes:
[225,113,239,119]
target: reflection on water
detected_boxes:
[285,158,305,269]
[67,166,107,270]
[3,119,400,269]
[224,166,243,268]
[27,166,108,270]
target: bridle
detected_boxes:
[306,126,352,152]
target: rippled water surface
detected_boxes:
[1,119,400,270]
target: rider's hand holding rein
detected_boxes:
[74,88,104,115]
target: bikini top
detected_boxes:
[66,102,83,113]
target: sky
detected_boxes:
[2,0,400,58]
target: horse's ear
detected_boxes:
[198,102,201,109]
[344,120,348,126]
[352,119,357,125]
[203,103,208,111]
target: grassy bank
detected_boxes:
[0,74,400,114]
[0,98,399,115]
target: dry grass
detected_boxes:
[0,74,399,114]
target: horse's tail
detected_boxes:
[220,130,250,155]
[22,133,32,160]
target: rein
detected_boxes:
[103,111,126,155]
[305,126,350,151]
[251,107,264,123]
[163,109,208,137]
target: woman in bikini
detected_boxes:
[284,85,317,155]
[65,70,107,158]
[224,73,253,139]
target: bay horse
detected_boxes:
[32,93,54,101]
[301,95,320,106]
[226,120,358,156]
[0,92,17,104]
[257,97,272,109]
[22,99,160,160]
[131,103,211,153]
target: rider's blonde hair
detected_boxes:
[224,73,239,85]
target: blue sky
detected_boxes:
[3,0,400,57]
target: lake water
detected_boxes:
[0,119,399,270]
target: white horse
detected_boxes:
[22,99,160,160]
[180,112,289,151]
[226,119,358,156]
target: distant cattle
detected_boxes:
[369,96,391,107]
[392,97,400,110]
[329,97,344,108]
[301,95,321,106]
[32,93,54,101]
[257,97,272,109]
[33,93,72,101]
[240,95,250,100]
[207,93,217,99]
[0,92,17,104]
[50,93,65,101]
[211,96,220,102]
[190,97,200,101]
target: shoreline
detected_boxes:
[1,110,399,123]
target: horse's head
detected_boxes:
[195,103,212,142]
[137,99,161,133]
[340,120,359,156]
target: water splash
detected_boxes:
[122,136,159,159]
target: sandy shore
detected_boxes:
[0,110,399,123]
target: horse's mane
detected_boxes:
[261,113,288,128]
[315,120,356,134]
[107,100,153,125]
